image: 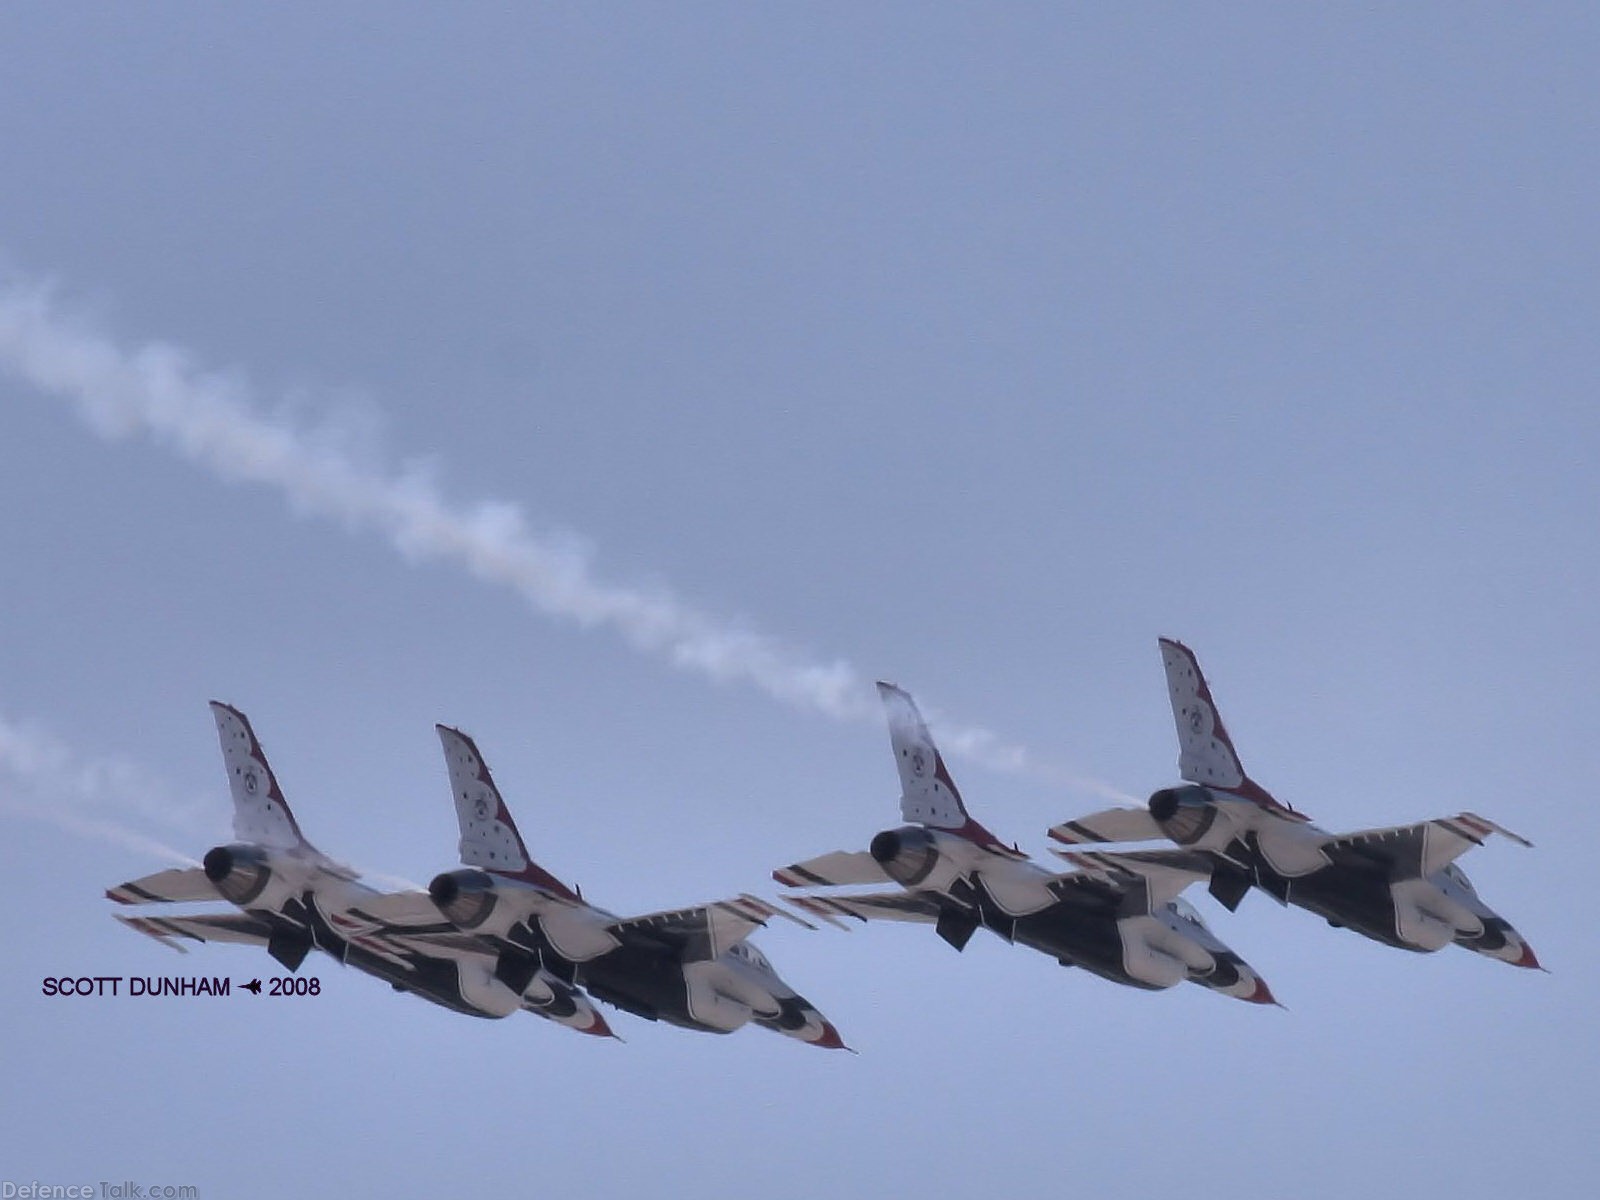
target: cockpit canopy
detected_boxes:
[728,941,771,972]
[1169,896,1210,930]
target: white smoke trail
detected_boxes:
[935,720,1136,804]
[0,269,1132,801]
[0,709,432,882]
[0,797,201,866]
[0,712,209,863]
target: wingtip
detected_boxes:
[782,895,853,931]
[746,892,817,931]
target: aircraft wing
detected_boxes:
[1048,807,1165,845]
[773,850,890,888]
[1326,812,1532,877]
[1052,848,1213,909]
[366,926,490,955]
[345,890,459,930]
[609,894,813,962]
[782,889,943,930]
[115,911,274,953]
[106,866,218,905]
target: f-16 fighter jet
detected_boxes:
[1050,639,1540,969]
[357,725,846,1048]
[108,703,613,1036]
[775,683,1275,1003]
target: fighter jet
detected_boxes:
[108,703,613,1036]
[356,725,847,1048]
[1050,639,1540,968]
[774,682,1275,1003]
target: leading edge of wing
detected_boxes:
[782,890,943,930]
[773,849,891,888]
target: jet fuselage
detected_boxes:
[1148,789,1536,966]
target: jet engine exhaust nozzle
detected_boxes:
[1148,788,1181,824]
[429,868,498,930]
[868,825,941,887]
[202,843,272,905]
[1147,787,1218,846]
[868,829,903,864]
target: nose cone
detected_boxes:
[1243,977,1279,1006]
[810,1018,849,1051]
[1210,953,1281,1006]
[1494,920,1544,970]
[1496,930,1544,970]
[1471,919,1544,971]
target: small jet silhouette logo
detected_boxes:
[241,979,262,995]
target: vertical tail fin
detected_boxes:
[435,725,578,900]
[209,702,313,850]
[876,682,1013,854]
[1157,640,1297,817]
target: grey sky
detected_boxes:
[2,5,1595,1197]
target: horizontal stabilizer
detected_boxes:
[107,866,219,905]
[773,849,891,888]
[611,894,813,961]
[1048,808,1164,845]
[115,911,274,953]
[346,890,455,928]
[783,890,943,929]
